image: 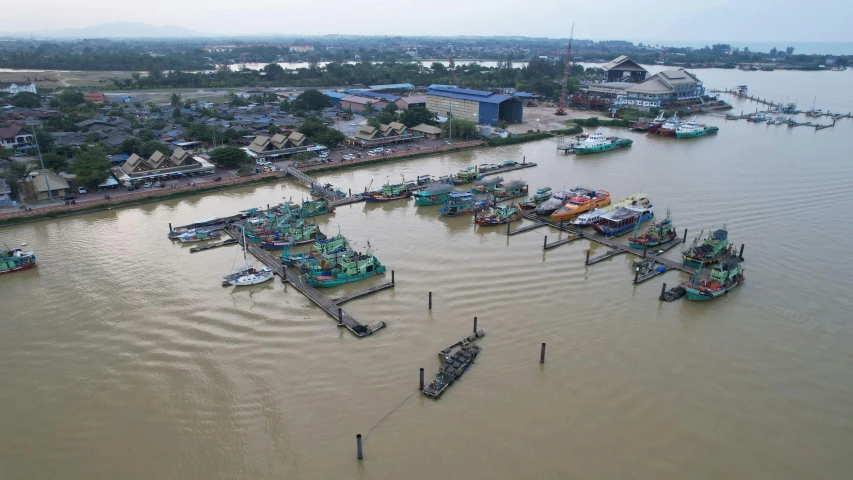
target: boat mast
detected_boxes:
[242,227,249,268]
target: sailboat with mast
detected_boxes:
[225,228,274,286]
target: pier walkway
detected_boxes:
[225,226,386,337]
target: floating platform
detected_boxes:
[507,222,547,236]
[480,162,537,177]
[545,235,579,250]
[422,330,486,399]
[661,285,686,302]
[332,282,395,305]
[189,238,237,252]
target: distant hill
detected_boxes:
[5,22,202,38]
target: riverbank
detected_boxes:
[0,140,487,227]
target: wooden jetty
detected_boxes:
[480,162,537,177]
[544,234,579,250]
[586,249,623,265]
[189,238,237,252]
[332,282,395,305]
[224,226,386,337]
[507,222,547,236]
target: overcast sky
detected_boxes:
[3,0,851,42]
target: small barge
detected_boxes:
[423,330,485,398]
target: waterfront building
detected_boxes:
[27,171,70,201]
[340,96,389,113]
[425,85,522,126]
[622,68,705,109]
[601,56,648,83]
[112,148,215,184]
[410,124,442,139]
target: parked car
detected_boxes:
[366,152,376,157]
[318,152,328,158]
[78,187,87,194]
[144,182,153,188]
[256,159,272,166]
[153,181,162,188]
[384,149,392,154]
[349,122,357,126]
[61,194,77,200]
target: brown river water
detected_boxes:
[2,70,853,479]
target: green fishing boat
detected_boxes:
[280,230,350,266]
[303,247,386,288]
[475,203,522,225]
[493,180,528,198]
[450,166,482,185]
[675,118,720,138]
[300,198,335,217]
[1,247,37,274]
[682,226,733,267]
[519,187,552,210]
[471,176,502,194]
[414,183,455,206]
[573,128,633,154]
[684,254,744,301]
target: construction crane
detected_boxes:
[555,24,574,116]
[448,55,458,85]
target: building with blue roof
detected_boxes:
[426,85,522,126]
[369,83,414,91]
[322,91,348,106]
[357,91,401,102]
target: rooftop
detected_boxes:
[601,55,648,73]
[426,86,512,104]
[368,83,414,91]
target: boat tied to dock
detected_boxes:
[572,128,633,154]
[550,188,611,222]
[475,203,522,225]
[591,203,654,236]
[572,193,649,226]
[438,192,492,216]
[676,117,720,138]
[684,253,744,301]
[682,226,733,267]
[414,183,455,206]
[628,208,677,248]
[422,330,486,399]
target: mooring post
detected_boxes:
[338,307,343,325]
[356,434,363,460]
[560,219,564,230]
[660,283,667,300]
[348,188,351,197]
[419,368,425,390]
[634,269,639,284]
[428,291,432,309]
[507,222,511,236]
[540,343,546,363]
[683,228,688,243]
[739,244,745,260]
[267,204,270,212]
[168,222,172,232]
[473,316,478,333]
[523,156,526,164]
[391,270,395,285]
[543,235,548,249]
[585,250,590,265]
[643,249,647,259]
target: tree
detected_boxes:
[367,117,381,129]
[172,108,182,119]
[443,119,477,139]
[399,105,438,127]
[170,93,181,107]
[0,146,13,159]
[268,125,281,135]
[141,140,171,157]
[314,128,346,147]
[71,148,111,189]
[377,112,395,125]
[41,152,68,172]
[11,92,41,108]
[770,47,778,56]
[209,146,249,168]
[786,46,795,55]
[56,90,84,108]
[382,103,398,114]
[291,90,332,111]
[363,102,378,115]
[35,130,54,153]
[263,63,286,81]
[292,151,317,162]
[138,129,156,141]
[119,137,143,155]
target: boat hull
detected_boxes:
[363,193,411,203]
[414,193,450,206]
[628,231,678,249]
[574,139,632,154]
[305,265,386,288]
[659,128,677,136]
[260,237,317,249]
[682,253,729,268]
[685,278,743,301]
[0,261,37,274]
[592,211,654,236]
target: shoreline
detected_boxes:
[0,140,486,227]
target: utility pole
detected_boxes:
[30,125,53,202]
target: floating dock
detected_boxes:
[224,225,386,337]
[422,330,486,399]
[332,281,395,305]
[189,238,238,252]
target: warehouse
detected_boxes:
[425,85,522,126]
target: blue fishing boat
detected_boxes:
[591,204,654,236]
[438,192,492,216]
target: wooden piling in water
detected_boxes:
[391,270,395,285]
[543,236,548,249]
[356,434,363,460]
[507,222,511,236]
[634,270,639,284]
[585,250,590,265]
[473,316,478,334]
[540,343,546,363]
[660,283,667,301]
[338,307,343,325]
[739,244,745,260]
[168,222,172,232]
[428,292,432,309]
[420,368,425,390]
[683,228,688,243]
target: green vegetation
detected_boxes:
[41,152,69,172]
[573,117,631,127]
[400,105,438,127]
[71,148,111,189]
[292,151,317,162]
[11,92,41,108]
[235,166,255,176]
[295,118,346,146]
[210,146,249,168]
[549,125,584,135]
[486,132,549,146]
[443,119,478,139]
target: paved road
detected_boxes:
[331,114,367,136]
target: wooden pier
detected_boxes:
[507,221,547,236]
[189,238,238,252]
[224,226,386,337]
[544,236,579,250]
[332,282,395,305]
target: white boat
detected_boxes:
[572,193,649,226]
[227,228,274,286]
[229,267,274,286]
[675,117,703,135]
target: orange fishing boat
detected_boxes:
[549,189,611,222]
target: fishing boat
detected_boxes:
[280,231,350,267]
[414,183,455,206]
[475,204,522,225]
[682,226,733,267]
[178,229,222,243]
[492,180,528,198]
[676,117,719,138]
[303,246,386,288]
[647,113,667,133]
[628,208,677,248]
[550,189,611,222]
[450,166,482,185]
[658,114,681,136]
[438,192,492,216]
[519,187,552,210]
[470,176,502,194]
[363,180,411,202]
[591,203,654,236]
[299,198,334,217]
[572,193,648,226]
[259,223,325,249]
[684,254,744,301]
[0,247,37,274]
[573,128,633,154]
[533,188,579,215]
[422,342,483,398]
[227,229,275,286]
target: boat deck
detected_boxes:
[225,226,386,337]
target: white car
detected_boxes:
[343,154,355,160]
[366,151,376,157]
[318,152,328,158]
[78,187,87,194]
[256,159,272,166]
[384,149,392,154]
[143,182,153,188]
[349,122,357,126]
